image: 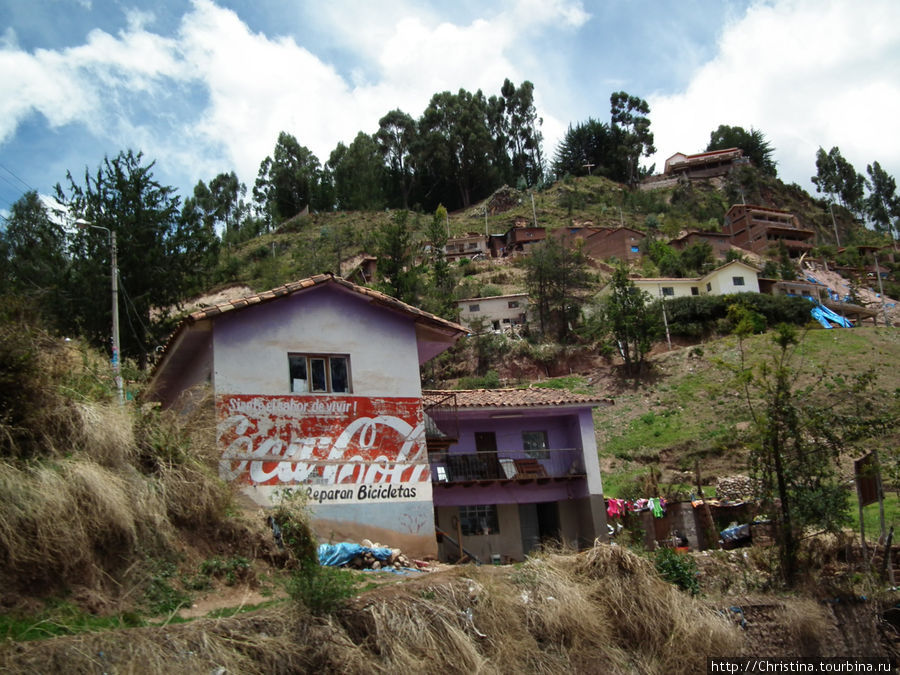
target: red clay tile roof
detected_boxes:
[424,388,612,409]
[185,273,465,332]
[155,274,466,365]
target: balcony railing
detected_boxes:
[430,448,585,484]
[422,391,458,441]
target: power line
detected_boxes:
[0,164,35,192]
[0,173,27,197]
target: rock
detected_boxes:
[372,561,381,570]
[361,538,374,548]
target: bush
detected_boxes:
[653,547,700,596]
[659,293,813,338]
[287,561,359,616]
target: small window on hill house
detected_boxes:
[289,354,350,393]
[508,300,520,309]
[661,287,675,297]
[706,282,712,292]
[733,276,745,286]
[691,287,699,296]
[469,304,480,312]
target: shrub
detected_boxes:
[653,547,700,596]
[287,561,359,616]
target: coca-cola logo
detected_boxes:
[216,395,429,488]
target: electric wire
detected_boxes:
[0,164,35,192]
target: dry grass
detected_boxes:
[0,325,231,597]
[775,598,834,657]
[1,544,746,673]
[0,458,171,589]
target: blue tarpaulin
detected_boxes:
[317,542,392,567]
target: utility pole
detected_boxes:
[829,202,841,248]
[873,251,890,326]
[657,284,672,351]
[77,219,124,405]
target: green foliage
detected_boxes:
[0,601,144,641]
[653,548,700,596]
[373,210,422,304]
[524,237,593,342]
[458,370,501,389]
[199,556,252,586]
[733,326,854,584]
[660,294,812,338]
[812,146,866,216]
[610,91,656,186]
[328,132,387,211]
[706,125,777,176]
[1,191,68,322]
[143,559,191,615]
[287,561,361,616]
[552,118,625,181]
[269,490,318,565]
[56,149,217,369]
[254,131,326,226]
[595,266,660,375]
[864,161,900,240]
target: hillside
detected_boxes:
[214,167,882,296]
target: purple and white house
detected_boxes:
[424,388,611,562]
[149,274,610,562]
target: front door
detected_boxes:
[519,503,540,555]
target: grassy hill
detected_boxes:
[586,326,900,498]
[213,167,881,295]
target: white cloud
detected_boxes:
[0,0,590,192]
[648,0,900,191]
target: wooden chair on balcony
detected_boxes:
[513,458,548,480]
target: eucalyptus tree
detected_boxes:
[610,91,656,187]
[254,132,326,227]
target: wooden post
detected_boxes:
[856,479,868,559]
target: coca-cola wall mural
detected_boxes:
[216,394,431,506]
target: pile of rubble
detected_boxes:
[347,539,415,571]
[716,475,757,502]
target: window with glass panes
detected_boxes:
[288,354,351,393]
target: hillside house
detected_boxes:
[457,293,529,333]
[604,260,761,301]
[550,226,646,263]
[148,274,467,558]
[668,231,734,260]
[723,204,815,258]
[444,233,489,262]
[504,223,546,255]
[425,388,610,562]
[664,148,747,178]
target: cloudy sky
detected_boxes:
[1,0,898,219]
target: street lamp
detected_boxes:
[75,218,124,405]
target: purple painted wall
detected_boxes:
[450,411,582,454]
[431,406,597,507]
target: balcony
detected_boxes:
[430,448,586,486]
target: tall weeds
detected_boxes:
[0,309,232,596]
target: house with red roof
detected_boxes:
[149,274,611,561]
[149,274,467,558]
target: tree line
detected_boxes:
[3,73,900,372]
